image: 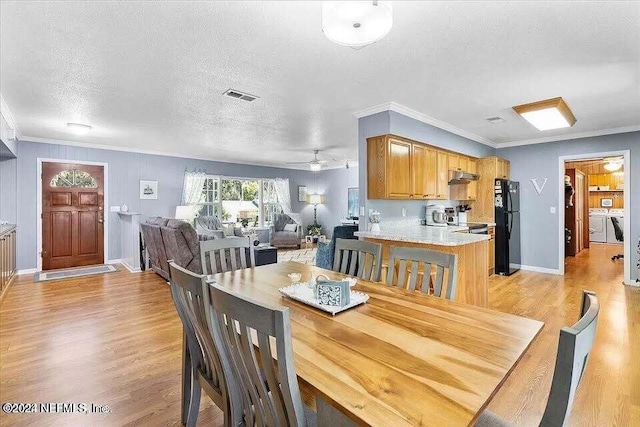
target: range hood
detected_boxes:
[448,170,480,184]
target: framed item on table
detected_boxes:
[601,198,613,207]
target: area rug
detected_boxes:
[278,247,317,265]
[35,264,118,282]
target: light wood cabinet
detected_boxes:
[424,147,438,199]
[435,150,449,200]
[387,138,412,198]
[0,226,17,301]
[467,159,478,201]
[367,134,477,201]
[469,156,511,221]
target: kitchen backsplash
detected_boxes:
[368,199,464,222]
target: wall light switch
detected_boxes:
[401,208,407,217]
[360,206,365,216]
[550,206,556,214]
[110,206,121,213]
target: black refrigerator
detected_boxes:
[495,179,521,276]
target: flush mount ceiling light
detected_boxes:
[604,157,623,172]
[322,1,393,48]
[512,97,576,131]
[66,122,92,135]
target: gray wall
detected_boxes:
[312,166,359,239]
[497,131,639,280]
[358,110,496,226]
[0,156,17,224]
[12,140,331,270]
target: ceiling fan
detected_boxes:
[286,150,337,171]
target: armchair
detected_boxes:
[195,216,225,240]
[270,213,302,248]
[315,224,358,269]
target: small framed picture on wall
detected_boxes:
[298,185,307,202]
[140,180,158,200]
[601,198,613,207]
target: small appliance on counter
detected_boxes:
[445,208,458,225]
[457,204,472,225]
[425,204,447,227]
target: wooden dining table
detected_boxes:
[200,261,544,426]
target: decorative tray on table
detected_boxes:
[278,283,369,316]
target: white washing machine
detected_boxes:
[589,208,608,243]
[606,209,624,244]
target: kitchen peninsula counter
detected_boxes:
[355,226,489,307]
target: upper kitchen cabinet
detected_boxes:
[497,158,510,179]
[367,135,471,201]
[470,156,511,221]
[367,135,413,199]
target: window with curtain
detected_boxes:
[186,175,283,227]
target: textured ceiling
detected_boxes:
[1,1,639,168]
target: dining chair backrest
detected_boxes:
[208,283,306,427]
[333,238,383,282]
[539,290,600,427]
[168,262,228,413]
[386,246,458,300]
[200,237,255,275]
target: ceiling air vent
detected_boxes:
[223,89,259,102]
[485,116,505,124]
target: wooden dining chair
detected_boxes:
[207,282,316,427]
[168,262,243,427]
[332,238,383,282]
[200,237,255,275]
[476,290,600,427]
[385,246,458,300]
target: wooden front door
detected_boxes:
[42,163,105,270]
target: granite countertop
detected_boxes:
[0,224,16,236]
[355,225,490,247]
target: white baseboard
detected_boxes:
[624,280,639,287]
[519,265,563,275]
[106,259,141,273]
[17,268,38,275]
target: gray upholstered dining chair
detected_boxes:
[207,282,316,427]
[386,246,458,300]
[332,238,383,282]
[168,262,242,427]
[476,290,600,427]
[200,237,255,275]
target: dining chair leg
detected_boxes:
[181,331,191,426]
[186,366,202,427]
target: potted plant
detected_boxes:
[307,224,322,243]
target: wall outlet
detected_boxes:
[550,206,556,214]
[401,207,407,217]
[110,206,121,212]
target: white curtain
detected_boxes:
[274,178,301,224]
[181,170,207,216]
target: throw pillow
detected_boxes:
[233,227,244,237]
[223,226,235,237]
[283,223,297,232]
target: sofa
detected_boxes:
[315,224,359,270]
[270,213,302,248]
[141,217,203,279]
[196,216,245,240]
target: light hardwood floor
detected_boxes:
[1,243,638,426]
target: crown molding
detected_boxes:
[495,125,640,148]
[19,135,351,172]
[0,93,22,140]
[353,101,497,148]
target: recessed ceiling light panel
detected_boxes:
[513,97,576,131]
[66,122,92,135]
